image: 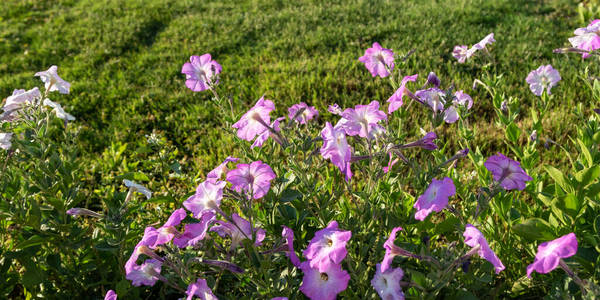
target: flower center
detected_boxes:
[320,272,329,281]
[327,238,333,247]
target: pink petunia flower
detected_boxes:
[401,132,438,150]
[454,90,473,109]
[303,221,352,273]
[337,101,387,138]
[568,20,600,58]
[526,65,561,96]
[359,42,395,78]
[414,177,456,221]
[320,122,353,181]
[463,224,505,274]
[104,290,117,300]
[210,213,265,250]
[206,156,239,183]
[126,259,162,287]
[143,208,188,248]
[184,180,227,218]
[173,211,216,248]
[382,226,403,272]
[226,160,276,199]
[328,103,343,115]
[288,102,319,124]
[35,66,70,94]
[484,153,532,191]
[252,117,285,149]
[453,45,470,63]
[387,74,418,114]
[371,263,405,300]
[527,233,578,278]
[232,97,275,142]
[181,54,222,92]
[186,278,218,300]
[453,33,495,63]
[3,87,41,113]
[299,261,350,300]
[282,226,301,267]
[472,33,496,50]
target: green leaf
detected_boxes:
[115,172,150,182]
[544,166,572,193]
[555,193,582,218]
[513,218,555,241]
[575,165,600,187]
[280,189,302,203]
[16,235,46,250]
[577,138,593,168]
[505,123,521,144]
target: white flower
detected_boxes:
[123,179,152,199]
[0,133,13,150]
[4,87,41,112]
[43,99,75,122]
[35,66,71,94]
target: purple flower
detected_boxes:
[3,87,40,113]
[415,88,460,123]
[371,263,405,300]
[35,66,70,94]
[452,45,470,63]
[184,180,227,218]
[387,74,418,114]
[328,103,343,115]
[206,156,239,183]
[186,278,218,300]
[401,132,438,150]
[454,90,473,109]
[0,133,12,150]
[288,102,319,124]
[425,72,441,88]
[252,117,285,149]
[210,213,265,250]
[299,261,350,300]
[527,233,578,278]
[382,226,403,272]
[143,208,187,248]
[337,101,387,138]
[232,97,275,142]
[173,211,216,248]
[569,20,600,58]
[271,298,288,300]
[463,224,505,274]
[359,42,395,78]
[181,54,222,92]
[484,153,532,191]
[303,221,352,273]
[104,290,117,300]
[226,161,276,199]
[526,65,561,96]
[126,259,162,287]
[282,226,301,267]
[320,122,353,181]
[414,177,456,221]
[472,33,495,50]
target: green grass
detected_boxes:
[1,0,594,179]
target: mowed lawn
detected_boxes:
[0,0,593,181]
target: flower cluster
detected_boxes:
[453,33,495,63]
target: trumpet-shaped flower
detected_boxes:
[463,224,505,274]
[425,72,441,88]
[232,97,275,142]
[206,156,239,183]
[320,122,353,181]
[414,177,455,221]
[288,102,319,124]
[527,233,578,277]
[251,116,285,149]
[4,87,41,112]
[472,33,496,50]
[186,278,218,300]
[282,226,301,267]
[454,90,473,109]
[526,65,561,96]
[484,153,532,191]
[66,208,103,218]
[415,88,460,123]
[401,132,438,150]
[371,263,405,300]
[387,74,418,114]
[126,259,162,287]
[328,103,343,115]
[35,66,70,94]
[226,160,276,199]
[210,213,265,250]
[181,54,222,92]
[143,208,187,248]
[123,179,152,199]
[0,133,13,150]
[104,290,117,300]
[452,45,470,63]
[43,99,75,122]
[184,180,226,218]
[382,226,403,272]
[174,211,215,248]
[299,261,350,300]
[337,101,387,138]
[359,42,395,78]
[303,221,352,273]
[569,20,600,58]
